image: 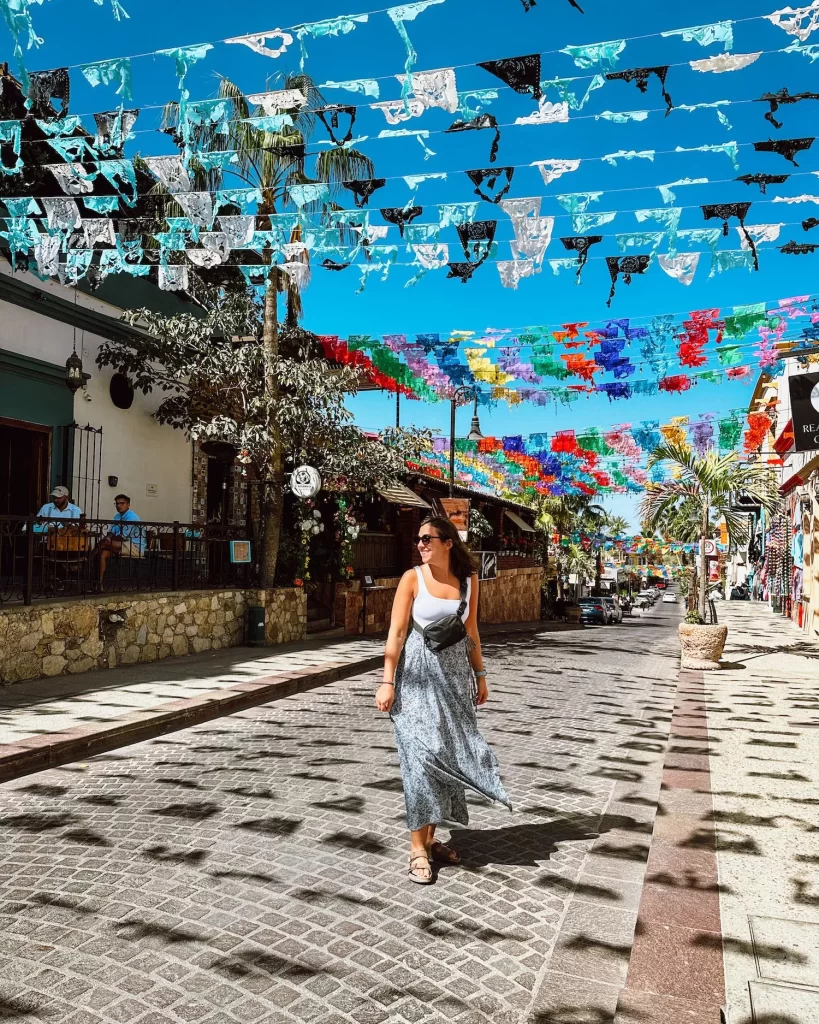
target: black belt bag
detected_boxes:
[413,581,468,652]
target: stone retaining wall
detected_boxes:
[334,565,544,635]
[0,587,306,686]
[479,566,544,625]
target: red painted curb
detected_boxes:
[615,669,726,1024]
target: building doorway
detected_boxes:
[0,418,51,516]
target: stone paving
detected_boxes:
[701,603,819,1024]
[0,608,682,1024]
[0,636,386,748]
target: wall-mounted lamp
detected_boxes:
[108,475,118,487]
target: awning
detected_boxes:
[377,483,432,509]
[504,508,535,532]
[779,472,804,496]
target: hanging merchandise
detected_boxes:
[605,66,674,114]
[753,137,815,165]
[477,55,542,100]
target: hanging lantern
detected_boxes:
[65,349,88,394]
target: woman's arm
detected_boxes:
[464,574,489,705]
[375,570,416,712]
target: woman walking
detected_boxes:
[375,516,511,884]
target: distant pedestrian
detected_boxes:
[554,596,567,621]
[375,516,512,884]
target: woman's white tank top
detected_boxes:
[412,566,471,629]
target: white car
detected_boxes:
[662,592,678,603]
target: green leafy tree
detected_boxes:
[98,295,431,565]
[156,73,376,583]
[640,442,778,618]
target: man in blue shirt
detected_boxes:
[32,486,83,531]
[97,494,145,581]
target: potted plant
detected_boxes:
[640,441,778,670]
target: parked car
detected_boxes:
[578,598,608,625]
[637,590,656,606]
[661,592,678,603]
[600,596,622,623]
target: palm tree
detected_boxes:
[605,514,630,539]
[640,441,778,618]
[534,495,606,598]
[160,74,375,584]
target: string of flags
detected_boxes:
[316,294,819,406]
[403,405,775,500]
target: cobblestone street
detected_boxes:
[0,609,682,1024]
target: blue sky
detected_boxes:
[11,0,819,525]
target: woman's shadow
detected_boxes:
[448,816,602,868]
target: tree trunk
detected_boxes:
[698,504,709,618]
[262,275,283,588]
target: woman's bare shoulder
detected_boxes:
[398,568,419,591]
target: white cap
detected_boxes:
[51,486,70,498]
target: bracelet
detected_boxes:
[381,681,395,687]
[474,670,487,678]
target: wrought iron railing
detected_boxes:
[0,516,257,606]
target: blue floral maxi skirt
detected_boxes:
[390,631,512,831]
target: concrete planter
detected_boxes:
[566,605,582,624]
[679,622,728,670]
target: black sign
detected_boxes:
[479,551,498,581]
[789,372,819,452]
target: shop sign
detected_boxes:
[789,372,819,453]
[478,551,497,580]
[440,498,470,541]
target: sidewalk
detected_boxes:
[0,619,569,784]
[612,601,819,1024]
[704,603,819,1024]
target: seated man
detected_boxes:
[32,486,82,531]
[97,494,145,581]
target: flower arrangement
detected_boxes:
[335,497,360,580]
[295,500,324,584]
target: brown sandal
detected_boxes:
[408,852,433,884]
[429,841,461,865]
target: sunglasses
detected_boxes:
[415,534,443,546]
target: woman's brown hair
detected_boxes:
[420,516,478,582]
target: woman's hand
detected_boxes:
[375,683,395,713]
[476,677,489,706]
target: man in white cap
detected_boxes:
[32,486,83,532]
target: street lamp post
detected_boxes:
[449,386,484,496]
